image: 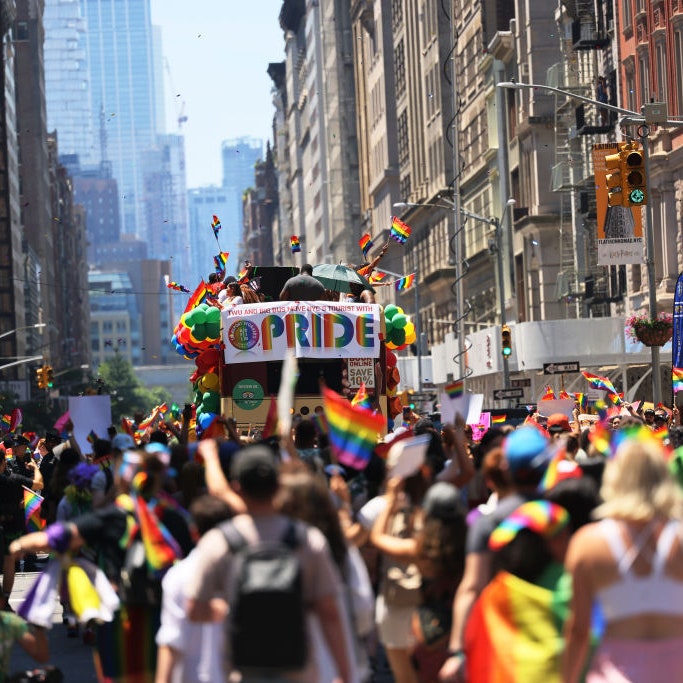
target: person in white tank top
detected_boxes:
[563,435,683,683]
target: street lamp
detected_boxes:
[497,80,681,405]
[0,323,46,341]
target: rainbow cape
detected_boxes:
[23,487,46,532]
[394,273,415,291]
[359,233,373,258]
[323,386,384,471]
[290,236,301,253]
[465,570,570,683]
[674,367,683,393]
[390,216,412,243]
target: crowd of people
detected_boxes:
[0,396,682,682]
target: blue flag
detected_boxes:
[673,272,683,370]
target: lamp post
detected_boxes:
[497,80,682,405]
[0,323,46,341]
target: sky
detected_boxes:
[150,0,285,188]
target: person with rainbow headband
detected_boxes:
[7,445,193,683]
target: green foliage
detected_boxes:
[98,353,172,422]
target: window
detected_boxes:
[394,40,406,98]
[13,22,28,41]
[397,110,409,167]
[655,41,667,101]
[392,0,403,32]
[637,52,650,106]
[675,27,683,115]
[622,0,632,29]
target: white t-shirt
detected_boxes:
[356,495,387,531]
[157,549,225,683]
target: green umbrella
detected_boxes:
[311,264,375,294]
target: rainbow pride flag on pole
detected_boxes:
[674,367,683,393]
[390,216,412,244]
[394,273,415,291]
[290,236,301,253]
[351,383,372,410]
[445,380,464,399]
[213,251,229,275]
[23,487,46,532]
[359,234,373,258]
[183,280,208,314]
[323,386,384,471]
[211,215,221,239]
[581,371,620,402]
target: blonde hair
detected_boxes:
[595,438,683,521]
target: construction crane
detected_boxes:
[164,58,188,130]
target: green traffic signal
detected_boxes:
[501,325,512,357]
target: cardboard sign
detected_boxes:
[347,358,375,389]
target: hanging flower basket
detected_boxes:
[626,311,674,346]
[634,323,672,346]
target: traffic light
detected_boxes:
[45,366,54,388]
[501,325,512,357]
[605,149,624,207]
[622,145,647,206]
[35,366,47,389]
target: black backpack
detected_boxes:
[221,519,307,673]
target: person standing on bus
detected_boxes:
[280,264,326,301]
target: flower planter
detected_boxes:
[633,324,673,347]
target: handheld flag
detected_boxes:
[213,252,229,276]
[581,371,619,397]
[674,367,683,394]
[390,216,412,244]
[23,487,46,532]
[290,236,301,253]
[183,280,208,314]
[491,414,507,425]
[540,385,556,401]
[351,383,373,410]
[9,408,22,432]
[211,215,221,239]
[323,386,384,471]
[359,234,373,259]
[445,380,464,399]
[369,270,387,284]
[262,398,279,439]
[86,430,98,445]
[166,282,190,293]
[394,274,415,291]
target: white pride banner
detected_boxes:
[222,301,382,364]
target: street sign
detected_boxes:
[493,388,524,400]
[510,378,531,388]
[543,361,580,375]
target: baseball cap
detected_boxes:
[44,428,61,442]
[111,433,136,451]
[547,413,571,434]
[503,426,551,474]
[230,445,280,497]
[423,482,463,521]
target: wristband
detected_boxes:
[448,649,466,660]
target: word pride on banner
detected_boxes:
[222,301,382,364]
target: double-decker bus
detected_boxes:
[218,267,387,431]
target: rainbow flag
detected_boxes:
[184,280,208,314]
[582,371,618,396]
[213,251,229,275]
[558,390,573,400]
[464,569,569,683]
[211,214,221,238]
[323,386,384,471]
[166,282,190,293]
[445,380,464,399]
[23,487,46,532]
[575,392,586,410]
[492,414,507,425]
[351,383,372,410]
[262,398,279,439]
[86,430,98,445]
[290,236,301,253]
[237,266,249,282]
[359,234,373,258]
[0,415,11,432]
[540,386,556,401]
[9,408,22,432]
[394,273,415,291]
[674,367,683,393]
[130,495,181,573]
[539,450,582,492]
[390,216,412,244]
[369,270,387,284]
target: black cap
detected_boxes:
[230,445,279,499]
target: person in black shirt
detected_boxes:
[0,442,42,610]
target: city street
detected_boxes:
[9,570,97,681]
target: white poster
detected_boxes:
[222,301,382,364]
[68,395,112,453]
[347,358,375,389]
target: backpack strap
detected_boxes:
[282,520,300,550]
[221,520,248,553]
